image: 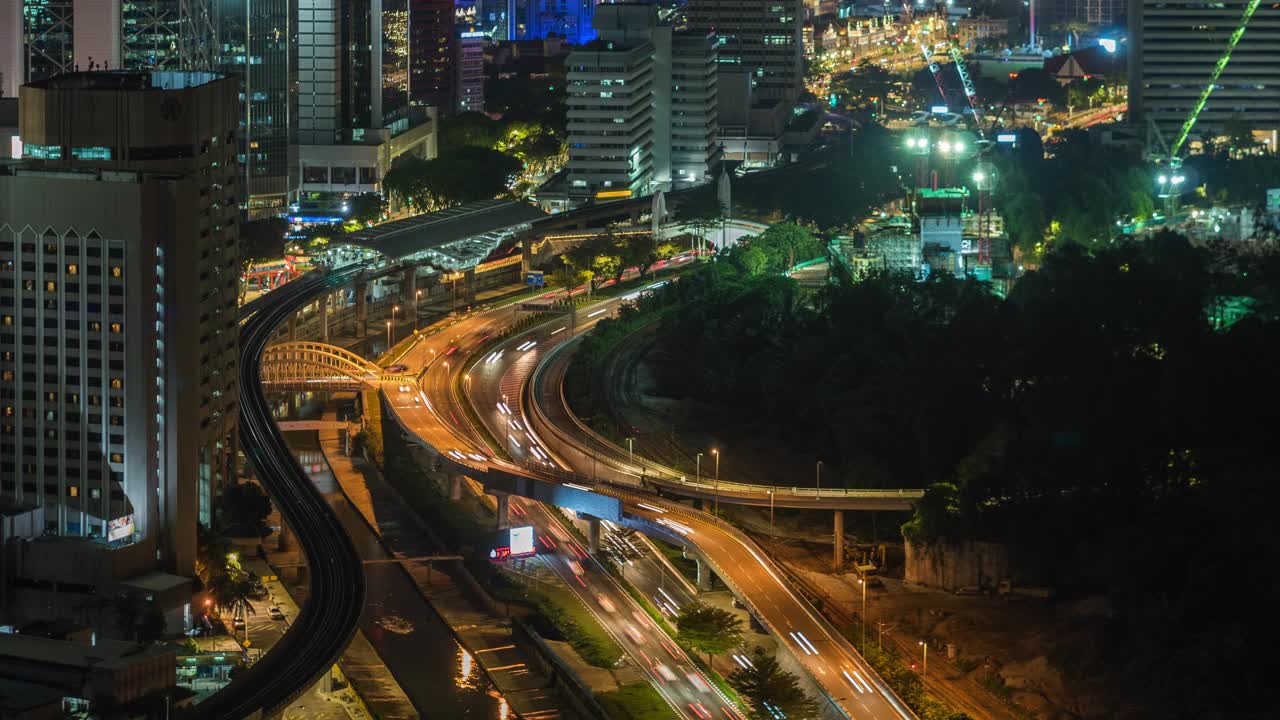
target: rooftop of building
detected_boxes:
[122,571,192,594]
[343,199,547,262]
[0,678,63,713]
[25,70,227,92]
[0,634,172,672]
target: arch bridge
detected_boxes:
[260,341,413,390]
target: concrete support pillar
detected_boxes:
[833,510,845,570]
[696,557,714,591]
[449,474,464,501]
[588,517,601,555]
[318,293,330,343]
[287,313,298,341]
[277,519,291,552]
[355,282,368,337]
[463,268,477,305]
[494,492,510,530]
[404,265,419,327]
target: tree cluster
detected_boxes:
[580,232,1280,716]
[993,130,1154,253]
[440,112,568,187]
[728,648,821,720]
[382,146,522,213]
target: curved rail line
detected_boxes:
[188,268,366,720]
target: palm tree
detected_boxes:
[209,574,257,644]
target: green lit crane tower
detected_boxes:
[1146,0,1263,217]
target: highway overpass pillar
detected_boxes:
[463,268,477,305]
[833,510,845,569]
[449,474,464,501]
[696,558,714,591]
[277,519,291,552]
[354,282,368,337]
[318,293,330,343]
[494,492,510,530]
[404,265,419,327]
[287,313,298,341]
[588,517,601,555]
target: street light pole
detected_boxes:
[859,577,867,649]
[816,460,823,498]
[768,489,775,548]
[385,320,391,349]
[919,640,928,677]
[712,449,720,520]
[696,452,703,485]
[627,437,634,463]
[391,305,399,344]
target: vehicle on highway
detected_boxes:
[596,594,617,613]
[689,702,712,719]
[654,663,677,682]
[687,673,711,693]
[269,606,286,621]
[623,625,644,644]
[567,559,584,576]
[386,363,409,372]
[233,617,246,631]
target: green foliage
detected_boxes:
[830,60,893,112]
[596,682,672,720]
[728,648,821,720]
[993,134,1154,252]
[526,585,623,668]
[727,223,824,275]
[382,147,521,212]
[674,601,744,664]
[849,640,971,720]
[346,192,388,225]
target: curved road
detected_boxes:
[379,273,916,720]
[191,268,366,720]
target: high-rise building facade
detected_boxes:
[456,30,486,113]
[1129,0,1280,145]
[0,71,240,575]
[564,4,719,203]
[685,0,803,103]
[0,0,218,96]
[217,0,295,219]
[408,0,456,110]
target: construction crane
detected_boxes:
[949,45,985,141]
[1147,0,1263,216]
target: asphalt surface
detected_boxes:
[191,268,367,720]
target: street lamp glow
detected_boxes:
[954,141,965,152]
[973,171,985,183]
[1158,175,1168,184]
[1172,175,1185,184]
[939,140,952,153]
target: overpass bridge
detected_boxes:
[260,341,414,390]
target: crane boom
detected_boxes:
[949,46,984,140]
[1169,0,1263,157]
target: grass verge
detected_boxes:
[596,682,674,720]
[841,628,974,720]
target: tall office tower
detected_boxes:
[217,0,294,219]
[408,0,457,110]
[456,31,487,113]
[528,0,596,43]
[0,0,218,96]
[383,0,412,119]
[564,4,719,203]
[1129,0,1280,145]
[341,0,383,129]
[0,71,241,576]
[685,0,803,103]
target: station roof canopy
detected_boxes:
[343,199,547,267]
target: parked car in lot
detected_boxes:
[268,606,286,621]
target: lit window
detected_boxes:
[45,281,56,292]
[67,263,78,275]
[71,146,112,161]
[24,143,62,160]
[68,485,79,497]
[1,315,11,326]
[110,266,123,278]
[110,453,123,464]
[110,322,122,334]
[89,321,102,332]
[110,378,123,389]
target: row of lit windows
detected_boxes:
[2,316,122,332]
[22,145,113,161]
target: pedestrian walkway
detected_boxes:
[315,400,571,720]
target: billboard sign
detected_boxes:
[526,271,545,287]
[490,525,537,560]
[108,515,135,542]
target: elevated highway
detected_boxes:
[376,271,918,720]
[190,268,366,719]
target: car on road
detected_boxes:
[654,663,677,682]
[386,363,409,373]
[688,703,712,719]
[268,606,286,621]
[232,617,246,631]
[623,625,644,644]
[596,594,617,613]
